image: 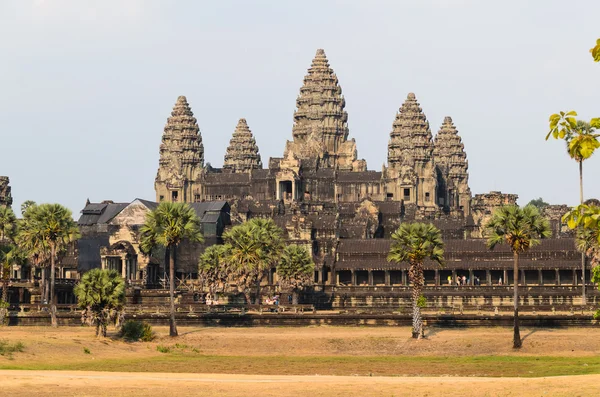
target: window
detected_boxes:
[194,194,201,202]
[425,192,430,202]
[159,195,164,202]
[403,188,410,201]
[171,191,178,202]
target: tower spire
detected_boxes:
[223,118,262,173]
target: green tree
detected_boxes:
[20,200,36,216]
[140,202,203,337]
[387,223,445,339]
[223,219,283,304]
[0,244,26,304]
[486,205,550,348]
[592,38,600,62]
[17,204,79,327]
[0,206,17,243]
[198,244,231,297]
[74,269,125,337]
[17,203,51,295]
[546,115,600,303]
[527,197,549,210]
[277,244,315,305]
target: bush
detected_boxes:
[156,345,171,353]
[119,320,155,342]
[0,340,25,358]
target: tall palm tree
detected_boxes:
[17,204,80,327]
[74,268,125,337]
[486,205,550,348]
[140,202,203,337]
[0,206,17,243]
[387,223,445,339]
[277,244,314,305]
[547,116,600,303]
[0,244,25,303]
[247,218,284,300]
[17,204,51,295]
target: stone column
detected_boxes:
[452,270,457,286]
[469,269,474,286]
[434,269,439,286]
[351,270,356,286]
[318,267,324,284]
[402,270,407,286]
[503,270,508,286]
[555,269,560,286]
[335,271,340,286]
[368,270,373,286]
[538,269,543,286]
[573,269,578,286]
[486,270,491,286]
[521,270,526,286]
[121,255,127,279]
[384,271,390,286]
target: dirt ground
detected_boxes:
[2,326,600,395]
[2,370,600,397]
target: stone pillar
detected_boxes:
[384,271,390,286]
[318,267,323,284]
[351,270,356,286]
[368,270,373,286]
[521,270,526,286]
[503,270,508,286]
[469,269,474,286]
[402,270,407,286]
[486,270,491,286]
[452,270,457,286]
[538,269,543,286]
[555,269,560,286]
[573,269,578,286]
[121,255,127,279]
[335,271,340,286]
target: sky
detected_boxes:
[1,0,599,217]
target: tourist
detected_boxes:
[447,275,452,285]
[498,277,503,286]
[462,275,467,286]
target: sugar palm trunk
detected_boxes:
[169,244,178,337]
[409,261,424,339]
[579,160,586,305]
[513,251,521,348]
[50,243,57,328]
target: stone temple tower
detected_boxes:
[155,96,204,203]
[223,118,262,173]
[0,177,12,208]
[433,116,471,213]
[284,49,365,171]
[386,93,437,208]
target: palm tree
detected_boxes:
[17,203,51,295]
[140,202,203,337]
[486,205,550,348]
[198,244,231,297]
[547,116,599,303]
[277,244,314,305]
[17,204,80,327]
[387,223,445,339]
[74,268,125,337]
[224,219,284,304]
[0,206,17,243]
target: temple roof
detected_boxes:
[387,93,433,168]
[223,118,262,173]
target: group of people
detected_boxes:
[204,294,220,305]
[264,295,280,305]
[447,275,481,286]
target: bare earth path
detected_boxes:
[2,370,600,396]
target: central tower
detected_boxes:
[284,49,365,171]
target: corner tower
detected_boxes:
[284,49,365,171]
[0,176,12,208]
[433,117,471,213]
[155,96,204,203]
[223,118,262,173]
[386,93,437,208]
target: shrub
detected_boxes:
[83,347,91,354]
[119,320,155,342]
[0,340,25,358]
[156,345,171,353]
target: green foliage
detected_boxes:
[20,200,36,216]
[119,320,155,342]
[198,244,231,294]
[416,296,427,308]
[486,205,551,253]
[156,345,171,353]
[83,347,91,354]
[592,38,600,62]
[563,204,600,235]
[0,206,17,242]
[0,244,26,302]
[527,197,549,209]
[0,339,25,358]
[387,223,445,267]
[276,244,315,291]
[547,113,600,161]
[74,269,125,337]
[140,202,204,255]
[223,218,284,299]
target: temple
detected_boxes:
[0,176,12,208]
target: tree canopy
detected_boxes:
[526,198,549,210]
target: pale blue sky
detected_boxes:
[1,0,599,215]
